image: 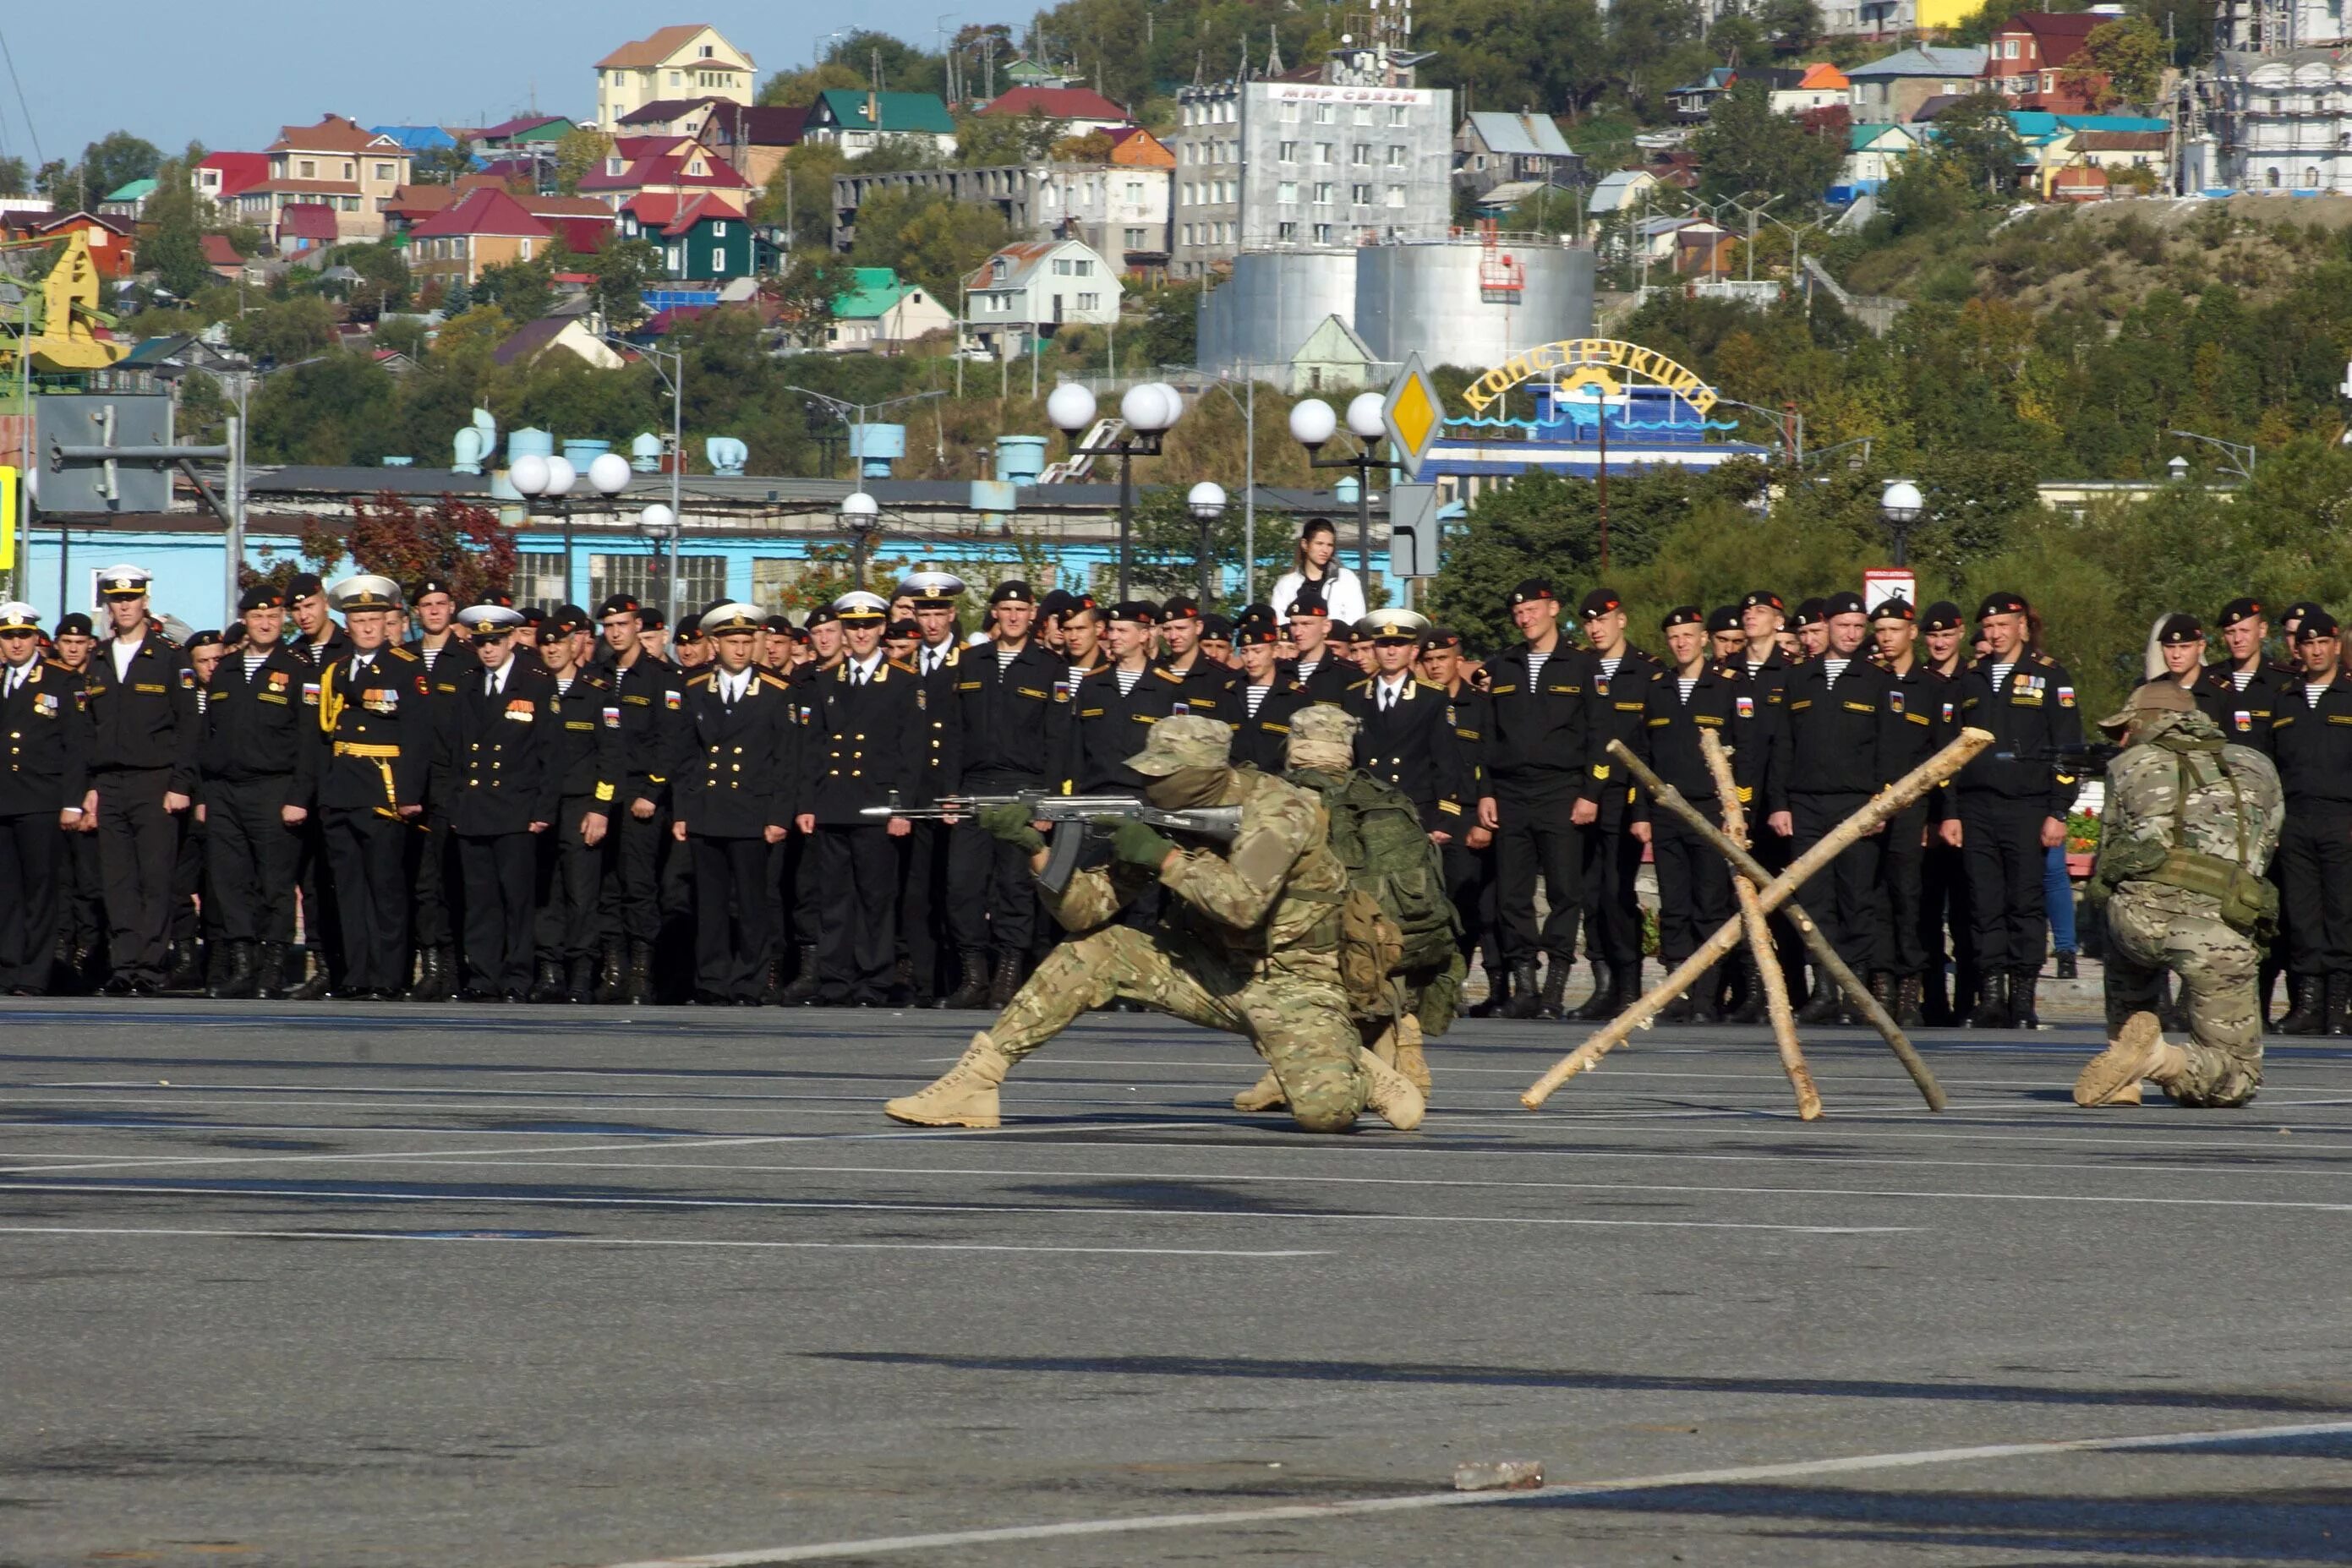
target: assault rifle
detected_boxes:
[861,792,1243,893]
[1996,742,2124,772]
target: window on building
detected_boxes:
[1279,101,1300,123]
[593,554,727,612]
[1387,145,1408,167]
[1389,106,1409,126]
[667,245,683,270]
[375,162,393,181]
[670,71,681,85]
[1386,184,1405,207]
[1278,181,1299,203]
[1217,221,1232,243]
[519,238,533,260]
[298,159,316,178]
[1313,104,1334,123]
[1314,182,1335,205]
[1352,183,1373,205]
[1315,143,1335,164]
[1278,140,1299,162]
[1277,221,1299,241]
[713,220,727,236]
[1354,106,1373,125]
[1352,144,1371,165]
[2307,166,2321,186]
[2267,166,2281,187]
[1124,227,1145,249]
[1078,292,1100,310]
[513,552,568,613]
[343,161,354,179]
[713,246,727,271]
[1313,222,1333,243]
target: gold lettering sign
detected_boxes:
[1458,338,1720,418]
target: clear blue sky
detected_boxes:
[0,3,960,167]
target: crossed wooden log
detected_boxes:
[1521,725,1994,1115]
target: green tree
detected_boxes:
[767,249,852,347]
[849,186,1012,300]
[1933,92,2026,195]
[589,238,665,330]
[249,350,398,463]
[474,256,554,323]
[79,130,162,202]
[1692,77,1842,205]
[1133,280,1201,367]
[954,108,1057,167]
[2072,17,2165,107]
[0,156,26,197]
[229,294,339,364]
[141,159,212,303]
[758,62,864,104]
[414,137,477,184]
[755,142,847,249]
[550,126,610,196]
[1756,0,1820,52]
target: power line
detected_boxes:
[0,24,43,171]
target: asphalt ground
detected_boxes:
[4,999,2350,1568]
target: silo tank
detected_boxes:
[1195,249,1360,378]
[1353,242,1597,373]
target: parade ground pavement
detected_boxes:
[4,999,2350,1567]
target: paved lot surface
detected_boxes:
[3,1001,2349,1567]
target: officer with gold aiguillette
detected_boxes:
[315,575,432,1000]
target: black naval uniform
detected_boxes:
[407,634,482,996]
[1876,659,1961,994]
[945,638,1068,993]
[286,624,353,984]
[1578,648,1658,1001]
[900,636,964,1003]
[0,658,91,992]
[83,633,201,991]
[1222,672,1309,773]
[600,647,685,998]
[1434,675,1501,996]
[1280,652,1356,707]
[197,642,320,984]
[1483,638,1594,1010]
[438,659,555,998]
[1161,653,1228,720]
[535,666,619,997]
[676,664,798,1003]
[800,654,923,1004]
[1632,663,1738,1005]
[1343,673,1470,830]
[1952,652,2081,1010]
[2195,660,2289,758]
[2269,674,2352,1015]
[1069,660,1185,793]
[317,643,434,997]
[1775,652,1902,993]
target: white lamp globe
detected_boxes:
[840,491,880,525]
[638,502,676,535]
[1346,391,1387,439]
[1187,480,1227,519]
[1122,381,1179,433]
[1289,397,1337,449]
[542,456,578,498]
[1046,383,1097,434]
[1880,478,1924,523]
[509,453,550,496]
[588,451,632,495]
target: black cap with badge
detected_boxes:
[1661,605,1704,631]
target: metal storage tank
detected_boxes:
[1354,241,1596,372]
[1195,249,1360,379]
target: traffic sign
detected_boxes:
[1387,484,1442,578]
[1382,352,1444,480]
[1863,568,1915,614]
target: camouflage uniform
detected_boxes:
[992,763,1375,1133]
[2093,706,2284,1106]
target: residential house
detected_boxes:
[240,115,415,239]
[801,90,959,161]
[579,135,755,210]
[1672,219,1739,277]
[478,114,576,152]
[2067,128,2170,183]
[700,102,810,188]
[494,314,628,370]
[961,238,1121,354]
[201,233,259,282]
[825,267,954,352]
[615,98,728,138]
[97,179,156,220]
[25,211,137,278]
[829,157,1171,272]
[1846,46,1991,123]
[371,125,461,159]
[1000,57,1075,90]
[1983,14,2109,112]
[1584,167,1663,244]
[1453,111,1577,199]
[407,187,555,287]
[1772,63,1852,116]
[1668,67,1744,122]
[594,25,756,126]
[2005,111,2171,196]
[1841,121,1930,190]
[976,86,1135,138]
[192,152,269,216]
[618,191,760,281]
[1284,313,1381,396]
[276,204,339,260]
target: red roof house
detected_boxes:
[977,85,1132,132]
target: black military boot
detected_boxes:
[284,951,333,1000]
[1539,959,1571,1020]
[211,941,260,1000]
[1895,973,1927,1030]
[1567,959,1615,1022]
[988,949,1024,1010]
[942,949,993,1010]
[566,956,597,1004]
[778,942,821,1006]
[165,939,205,993]
[1920,964,1952,1027]
[1610,959,1644,1012]
[1967,969,2010,1030]
[2010,966,2042,1030]
[1690,963,1727,1024]
[1726,952,1768,1024]
[624,939,657,1005]
[254,942,289,1000]
[1796,964,1844,1024]
[1865,970,1897,1024]
[528,957,566,1003]
[2054,951,2079,981]
[402,945,436,1002]
[1499,961,1544,1019]
[594,939,627,1003]
[2329,975,2352,1037]
[2278,975,2327,1035]
[1467,962,1510,1017]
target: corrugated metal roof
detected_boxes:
[1847,46,1988,78]
[1464,111,1573,159]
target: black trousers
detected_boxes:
[899,819,954,996]
[1957,793,2048,972]
[1876,804,1931,977]
[602,805,666,944]
[816,824,900,1002]
[1583,812,1645,967]
[1792,791,1884,976]
[410,812,461,951]
[171,812,204,943]
[947,808,1043,955]
[63,827,104,954]
[1920,833,1971,982]
[0,811,62,991]
[1495,789,1584,966]
[204,775,302,944]
[323,807,410,993]
[94,766,177,986]
[1440,839,1494,968]
[1650,810,1731,966]
[691,833,776,1000]
[535,795,604,964]
[293,815,339,979]
[458,831,538,994]
[2278,803,2352,978]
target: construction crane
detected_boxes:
[0,230,129,375]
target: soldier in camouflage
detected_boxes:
[883,714,1425,1134]
[2075,680,2285,1109]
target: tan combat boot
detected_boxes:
[1357,1045,1426,1132]
[884,1031,1013,1128]
[1233,1069,1287,1112]
[1392,1014,1431,1097]
[2072,1012,2189,1107]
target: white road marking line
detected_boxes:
[0,1181,1911,1234]
[0,1224,1321,1259]
[591,1416,2352,1566]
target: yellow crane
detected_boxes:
[1,230,129,374]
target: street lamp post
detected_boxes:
[838,490,883,585]
[511,450,632,604]
[1187,480,1227,606]
[637,502,677,612]
[1879,478,1924,568]
[1191,373,1258,601]
[596,332,687,628]
[1290,392,1387,583]
[2166,429,2255,483]
[1047,380,1185,600]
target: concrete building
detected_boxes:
[831,160,1171,273]
[1846,46,1992,123]
[594,25,755,127]
[1171,44,1456,280]
[2187,49,2352,192]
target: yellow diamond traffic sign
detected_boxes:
[1382,352,1444,480]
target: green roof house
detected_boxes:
[826,266,954,352]
[804,90,958,161]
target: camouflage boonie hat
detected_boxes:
[1130,713,1234,775]
[2098,679,2196,735]
[1285,704,1360,771]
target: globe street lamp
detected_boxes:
[1186,480,1228,607]
[637,502,677,615]
[839,489,883,586]
[1291,391,1388,581]
[1879,478,1924,568]
[1048,380,1185,600]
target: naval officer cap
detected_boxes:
[328,574,402,613]
[1356,608,1430,644]
[0,601,40,634]
[702,603,766,636]
[831,590,891,624]
[97,565,153,599]
[457,604,526,634]
[895,570,967,608]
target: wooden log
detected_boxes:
[1521,726,1991,1109]
[1704,737,1820,1121]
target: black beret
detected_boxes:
[185,629,223,650]
[1660,605,1704,631]
[1790,597,1828,628]
[1977,591,2029,620]
[1108,600,1160,626]
[2284,600,2326,626]
[1200,614,1233,638]
[598,593,643,618]
[1823,590,1868,618]
[238,586,286,613]
[536,620,570,647]
[56,612,93,636]
[1923,600,1964,632]
[286,573,325,599]
[1508,577,1556,606]
[410,577,456,604]
[675,612,703,639]
[763,614,793,634]
[1421,626,1464,650]
[1233,620,1282,647]
[639,608,666,631]
[2156,613,2204,645]
[990,580,1037,605]
[1871,597,1917,623]
[1579,587,1624,620]
[1740,590,1784,613]
[2216,596,2264,628]
[2295,609,2338,642]
[1159,596,1201,622]
[802,605,838,629]
[885,618,920,638]
[1705,605,1742,634]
